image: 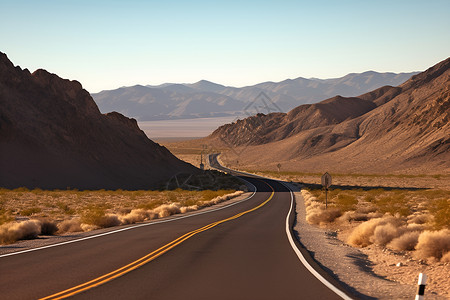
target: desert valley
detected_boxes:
[0,49,448,300]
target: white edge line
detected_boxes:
[0,184,257,259]
[212,155,353,299]
[281,181,354,300]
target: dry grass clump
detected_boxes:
[58,218,82,233]
[346,215,450,261]
[0,220,41,244]
[302,185,449,260]
[347,216,399,247]
[118,209,157,225]
[307,207,341,226]
[0,188,244,243]
[388,231,421,251]
[408,213,431,225]
[428,198,450,230]
[39,219,59,235]
[80,205,120,229]
[301,190,341,226]
[414,229,450,261]
[0,219,58,244]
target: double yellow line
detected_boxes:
[41,186,274,299]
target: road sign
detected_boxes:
[321,172,332,189]
[321,172,332,209]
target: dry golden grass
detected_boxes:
[0,187,244,244]
[301,187,449,261]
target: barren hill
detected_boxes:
[0,52,196,189]
[92,72,417,121]
[206,58,449,174]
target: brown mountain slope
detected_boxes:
[210,85,401,147]
[0,52,196,189]
[207,57,449,174]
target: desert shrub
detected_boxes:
[119,209,157,224]
[306,208,341,226]
[338,211,369,223]
[364,194,375,202]
[356,206,377,214]
[0,202,13,225]
[20,207,42,216]
[0,220,41,244]
[388,231,420,251]
[375,194,411,217]
[429,198,450,230]
[152,203,181,218]
[370,222,405,246]
[58,219,83,233]
[80,206,120,228]
[200,189,234,201]
[180,205,199,213]
[39,219,58,235]
[347,216,403,247]
[56,202,75,215]
[408,213,432,225]
[415,229,450,261]
[165,191,178,202]
[137,199,166,210]
[335,194,358,211]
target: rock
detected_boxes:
[0,52,197,190]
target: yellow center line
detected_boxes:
[40,183,275,300]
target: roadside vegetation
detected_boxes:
[0,172,247,245]
[301,187,450,262]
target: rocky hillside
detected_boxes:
[207,57,449,174]
[0,52,196,189]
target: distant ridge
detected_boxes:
[91,71,418,121]
[205,57,449,174]
[0,52,196,189]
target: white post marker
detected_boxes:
[415,273,427,300]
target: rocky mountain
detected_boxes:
[91,72,418,121]
[0,52,196,190]
[93,85,244,120]
[206,58,449,174]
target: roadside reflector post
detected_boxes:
[415,273,427,300]
[321,172,332,209]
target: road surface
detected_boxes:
[0,156,353,299]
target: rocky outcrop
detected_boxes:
[0,52,197,189]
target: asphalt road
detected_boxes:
[0,158,352,300]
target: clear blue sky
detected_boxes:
[1,0,449,93]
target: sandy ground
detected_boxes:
[290,184,449,299]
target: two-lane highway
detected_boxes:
[0,159,353,299]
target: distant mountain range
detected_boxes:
[205,57,449,174]
[0,52,196,189]
[91,71,418,121]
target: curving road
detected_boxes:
[0,156,353,299]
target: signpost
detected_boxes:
[321,172,332,209]
[277,163,281,173]
[199,145,206,170]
